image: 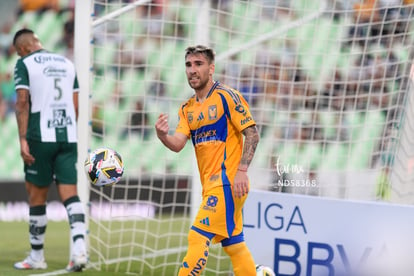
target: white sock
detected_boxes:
[64,196,87,256]
[73,238,87,256]
[29,205,47,261]
[30,249,45,261]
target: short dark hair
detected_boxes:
[13,28,34,46]
[185,45,215,63]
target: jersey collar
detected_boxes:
[196,81,219,102]
[205,81,219,100]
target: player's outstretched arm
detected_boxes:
[155,113,187,152]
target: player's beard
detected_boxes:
[188,75,209,91]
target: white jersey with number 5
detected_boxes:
[14,49,79,143]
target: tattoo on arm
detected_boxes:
[240,125,260,168]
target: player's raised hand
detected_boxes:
[155,113,187,153]
[155,113,169,138]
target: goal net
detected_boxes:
[75,0,414,274]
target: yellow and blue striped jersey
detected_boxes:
[176,81,256,193]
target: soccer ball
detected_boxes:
[256,264,275,276]
[84,147,124,187]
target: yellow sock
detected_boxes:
[223,242,256,276]
[178,229,211,276]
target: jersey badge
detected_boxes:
[208,105,217,120]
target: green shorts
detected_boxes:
[25,140,78,187]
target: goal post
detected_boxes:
[74,0,93,262]
[73,0,414,274]
[74,0,92,223]
[390,61,414,203]
[189,0,210,222]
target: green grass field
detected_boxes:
[1,221,121,275]
[1,220,232,275]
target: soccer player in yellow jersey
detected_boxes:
[155,45,260,276]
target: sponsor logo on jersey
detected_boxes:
[202,196,217,213]
[43,66,67,77]
[202,196,218,213]
[202,205,216,213]
[241,116,252,125]
[194,129,217,141]
[209,174,219,182]
[26,169,38,175]
[14,77,22,85]
[235,104,246,115]
[199,217,210,226]
[197,112,204,121]
[206,195,218,207]
[34,55,66,64]
[47,109,73,128]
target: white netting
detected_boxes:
[84,1,414,274]
[1,0,413,274]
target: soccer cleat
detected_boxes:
[66,253,88,272]
[14,255,47,270]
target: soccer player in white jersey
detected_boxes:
[12,28,87,272]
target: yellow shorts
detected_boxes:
[192,185,248,244]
